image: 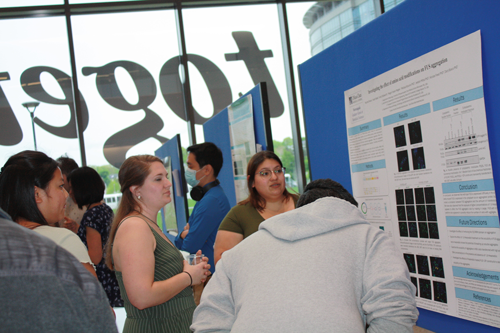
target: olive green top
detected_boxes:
[218,194,299,239]
[114,218,196,333]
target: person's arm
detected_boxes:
[213,230,243,266]
[114,218,210,310]
[362,230,418,333]
[82,262,98,278]
[86,226,103,266]
[62,217,79,233]
[58,229,97,271]
[179,197,220,254]
[191,257,235,333]
[180,223,189,239]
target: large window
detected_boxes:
[305,0,376,57]
[0,16,82,166]
[71,10,184,170]
[0,0,407,189]
[0,0,62,7]
[383,0,405,12]
[182,4,291,147]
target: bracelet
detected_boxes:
[183,271,193,286]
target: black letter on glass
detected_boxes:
[82,61,167,168]
[159,54,232,124]
[20,66,89,138]
[0,72,23,145]
[225,31,284,117]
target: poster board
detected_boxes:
[155,134,188,242]
[204,82,272,207]
[299,0,500,331]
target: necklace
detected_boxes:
[134,211,175,247]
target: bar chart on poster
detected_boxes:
[344,31,500,328]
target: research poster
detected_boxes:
[162,156,177,232]
[228,95,256,202]
[344,31,500,328]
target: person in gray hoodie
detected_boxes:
[191,179,418,333]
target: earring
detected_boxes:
[137,195,141,200]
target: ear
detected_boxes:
[204,164,213,176]
[34,186,43,204]
[129,185,139,197]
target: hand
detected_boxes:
[183,250,211,285]
[180,223,189,239]
[63,217,79,233]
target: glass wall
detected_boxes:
[305,0,376,57]
[0,16,82,166]
[0,0,62,7]
[182,4,291,146]
[71,10,183,170]
[383,0,405,12]
[0,0,406,187]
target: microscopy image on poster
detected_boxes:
[433,281,448,303]
[397,150,410,172]
[396,189,405,204]
[411,277,418,296]
[394,125,407,148]
[344,31,500,327]
[418,222,429,238]
[404,253,417,273]
[420,279,432,300]
[411,147,426,170]
[408,121,423,144]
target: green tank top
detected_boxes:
[114,217,196,333]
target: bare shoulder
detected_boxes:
[113,216,155,271]
[115,216,152,241]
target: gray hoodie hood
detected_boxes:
[259,196,369,242]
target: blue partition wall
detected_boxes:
[204,82,272,207]
[155,134,188,242]
[299,0,500,332]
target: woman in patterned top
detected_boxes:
[69,166,124,307]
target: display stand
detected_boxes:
[299,0,500,331]
[155,134,189,242]
[204,82,272,207]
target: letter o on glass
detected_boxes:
[159,54,232,125]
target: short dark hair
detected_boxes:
[297,179,358,208]
[0,151,59,225]
[56,156,79,177]
[187,142,223,177]
[68,167,105,209]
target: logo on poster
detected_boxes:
[348,91,362,105]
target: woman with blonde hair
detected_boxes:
[106,155,210,333]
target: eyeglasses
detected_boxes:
[256,167,286,179]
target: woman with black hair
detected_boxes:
[70,166,124,307]
[0,151,95,277]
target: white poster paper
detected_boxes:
[228,95,256,202]
[344,31,500,328]
[162,156,177,232]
